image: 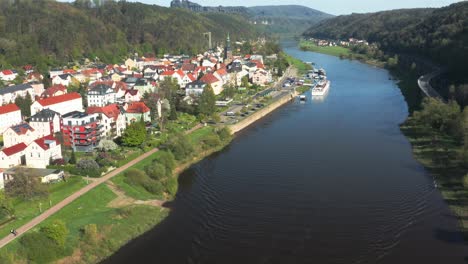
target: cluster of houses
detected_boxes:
[0,35,274,183]
[306,37,370,47]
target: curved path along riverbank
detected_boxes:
[0,148,159,249]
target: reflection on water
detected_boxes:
[103,42,467,264]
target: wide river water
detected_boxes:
[104,42,467,263]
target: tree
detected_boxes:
[241,75,250,88]
[145,163,166,180]
[69,149,76,164]
[223,85,236,99]
[4,168,48,200]
[0,192,14,222]
[166,133,194,161]
[197,84,216,116]
[76,158,101,177]
[97,139,118,151]
[121,120,146,147]
[40,220,68,247]
[14,92,33,117]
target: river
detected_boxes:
[103,42,467,264]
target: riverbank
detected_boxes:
[401,118,468,241]
[298,39,385,68]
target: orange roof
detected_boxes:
[125,102,150,114]
[37,92,81,106]
[87,104,121,120]
[200,73,220,84]
[0,103,20,115]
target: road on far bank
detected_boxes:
[418,69,446,102]
[0,148,160,249]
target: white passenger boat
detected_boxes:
[311,79,330,96]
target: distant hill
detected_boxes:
[248,5,333,36]
[303,2,468,80]
[248,5,331,20]
[0,0,258,71]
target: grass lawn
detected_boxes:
[0,176,87,238]
[284,53,312,74]
[1,184,168,263]
[299,40,351,57]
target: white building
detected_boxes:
[87,83,116,107]
[0,104,22,135]
[25,135,62,169]
[0,84,35,106]
[3,123,38,148]
[0,143,27,168]
[52,74,73,87]
[87,104,126,138]
[31,92,83,116]
[29,109,62,138]
[0,70,17,82]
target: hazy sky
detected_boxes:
[60,0,463,15]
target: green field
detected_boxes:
[0,183,168,263]
[0,177,87,238]
[299,40,351,57]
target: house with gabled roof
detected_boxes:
[0,70,18,82]
[41,84,67,98]
[31,92,83,116]
[122,102,151,125]
[0,143,27,168]
[3,123,37,148]
[24,135,62,169]
[52,74,73,87]
[87,83,116,107]
[0,104,22,135]
[200,73,223,95]
[29,109,62,137]
[0,83,35,106]
[87,104,126,138]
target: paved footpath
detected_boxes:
[0,148,159,249]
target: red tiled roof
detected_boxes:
[125,102,150,114]
[251,60,265,69]
[23,65,33,71]
[125,89,139,96]
[63,69,76,74]
[37,92,81,106]
[1,70,14,75]
[215,68,228,76]
[87,103,121,120]
[0,103,20,115]
[34,134,58,150]
[2,143,27,156]
[200,73,220,84]
[42,84,67,98]
[160,70,175,76]
[187,73,197,82]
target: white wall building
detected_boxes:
[31,92,83,116]
[0,104,22,135]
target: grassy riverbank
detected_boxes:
[0,126,233,263]
[299,40,385,68]
[401,118,468,240]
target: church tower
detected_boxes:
[224,33,233,64]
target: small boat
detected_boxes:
[299,95,307,101]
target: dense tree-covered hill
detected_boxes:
[0,0,258,71]
[303,2,468,81]
[248,5,333,36]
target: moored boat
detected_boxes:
[311,79,331,96]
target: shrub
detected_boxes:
[20,232,61,263]
[145,163,167,180]
[217,127,232,142]
[166,133,194,161]
[163,177,178,197]
[124,169,149,186]
[76,159,101,177]
[97,139,118,151]
[143,180,164,195]
[201,134,221,149]
[96,152,114,167]
[154,151,176,173]
[40,220,69,247]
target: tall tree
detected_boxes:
[5,168,49,200]
[197,84,216,116]
[121,120,146,147]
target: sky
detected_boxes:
[80,0,464,15]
